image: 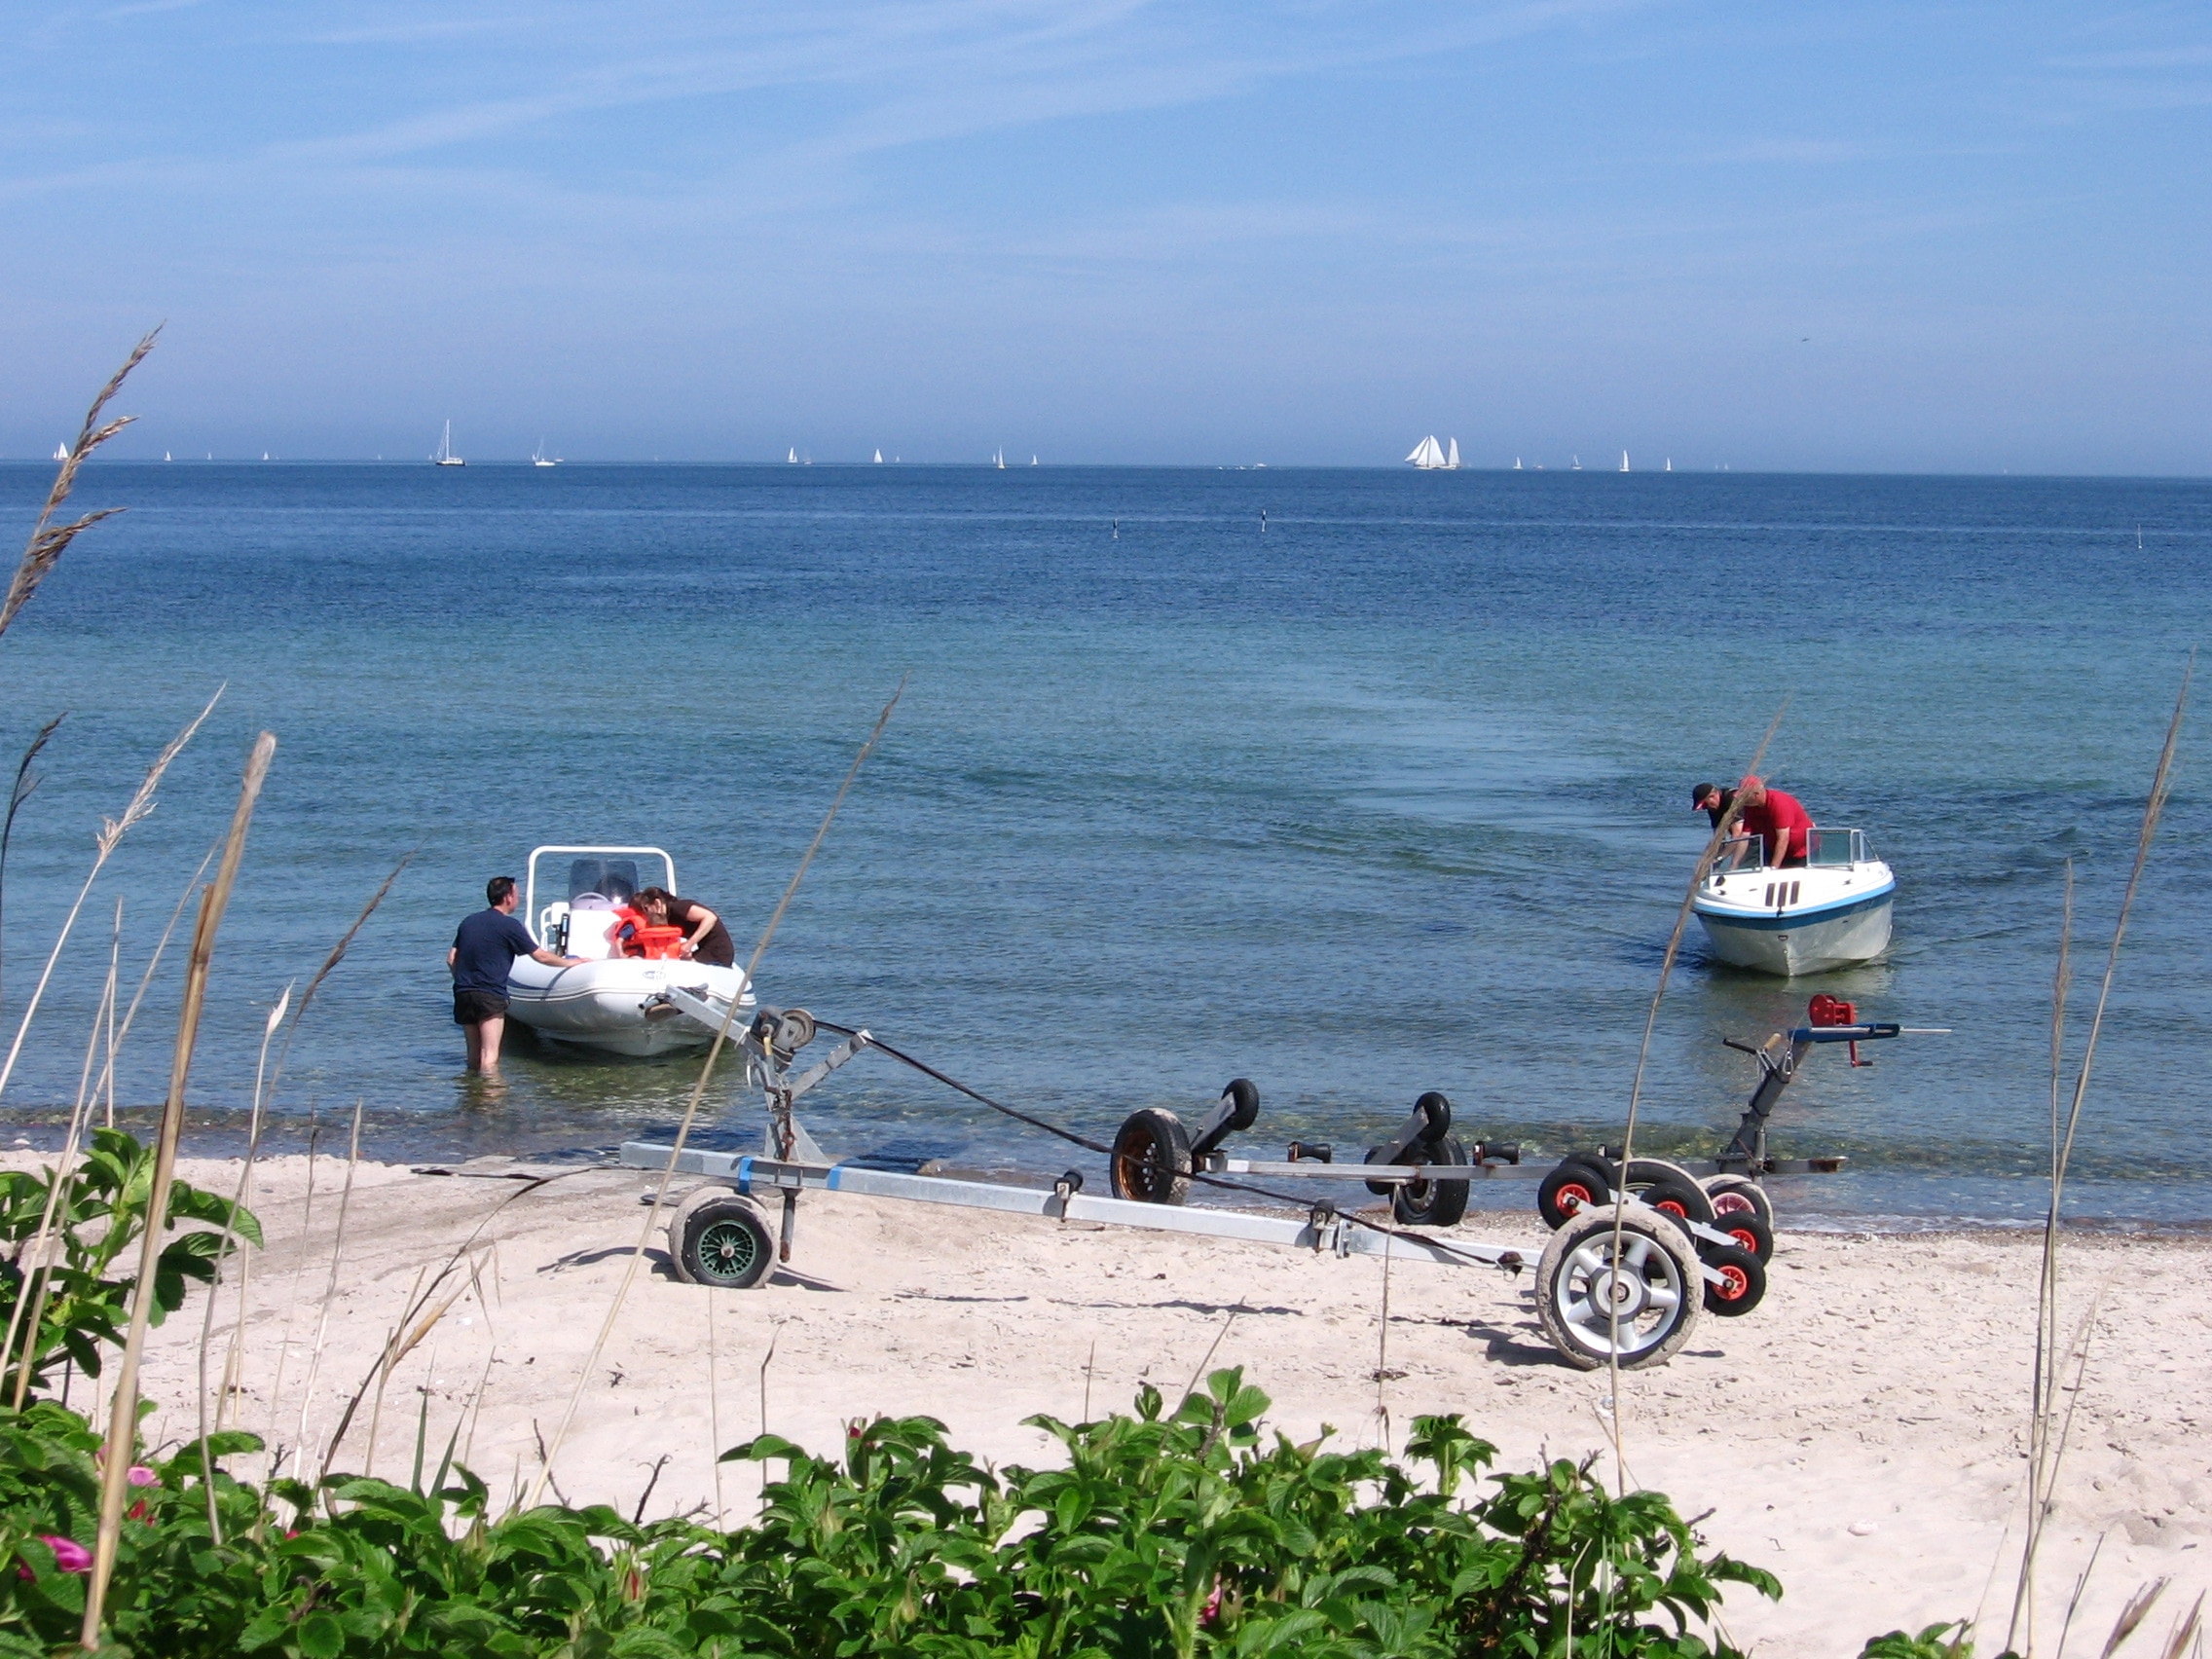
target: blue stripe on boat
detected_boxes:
[1692,885,1895,933]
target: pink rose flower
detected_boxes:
[127,1466,157,1488]
[23,1536,92,1575]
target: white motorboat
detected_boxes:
[505,845,754,1056]
[1692,829,1895,976]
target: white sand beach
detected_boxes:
[45,1151,2212,1657]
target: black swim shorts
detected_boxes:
[453,987,509,1025]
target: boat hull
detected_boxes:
[504,958,753,1057]
[1693,878,1896,977]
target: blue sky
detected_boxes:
[2,1,2207,470]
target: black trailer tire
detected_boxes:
[1389,1135,1471,1228]
[675,1197,776,1290]
[1621,1161,1715,1228]
[1221,1078,1261,1134]
[1711,1207,1774,1264]
[1704,1177,1775,1229]
[1535,1204,1702,1370]
[1700,1244,1767,1316]
[1537,1159,1613,1230]
[1110,1108,1193,1205]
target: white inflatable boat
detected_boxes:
[504,845,755,1057]
[1691,828,1895,977]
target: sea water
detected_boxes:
[0,462,2204,1229]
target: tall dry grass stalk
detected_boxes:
[530,678,903,1508]
[1,903,125,1406]
[2008,666,2188,1655]
[0,704,226,1404]
[0,684,222,1111]
[83,728,276,1648]
[194,984,290,1536]
[1604,699,1787,1478]
[91,837,224,1121]
[0,713,65,1025]
[289,1100,366,1477]
[205,849,410,1445]
[1,329,159,642]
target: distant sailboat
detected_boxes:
[533,440,558,467]
[1446,438,1461,469]
[1620,451,1631,473]
[1406,435,1449,469]
[263,452,272,461]
[1665,458,1673,472]
[873,449,883,464]
[1513,458,1523,470]
[51,442,67,461]
[432,421,464,466]
[788,448,798,463]
[1031,455,1039,466]
[994,449,1006,469]
[164,451,171,461]
[1571,455,1582,470]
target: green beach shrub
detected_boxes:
[0,1127,260,1401]
[0,1366,1783,1658]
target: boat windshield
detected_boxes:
[1803,828,1871,866]
[524,846,677,945]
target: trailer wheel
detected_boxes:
[1221,1078,1261,1134]
[1711,1207,1773,1264]
[1537,1159,1613,1229]
[675,1198,775,1290]
[1621,1161,1714,1228]
[1388,1136,1470,1228]
[1704,1177,1775,1229]
[1110,1108,1193,1205]
[1700,1244,1767,1316]
[1536,1205,1701,1371]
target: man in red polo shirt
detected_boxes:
[1736,776,1815,867]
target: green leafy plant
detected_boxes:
[0,1367,1786,1658]
[0,1127,260,1400]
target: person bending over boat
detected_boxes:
[632,886,736,968]
[1690,782,1737,832]
[449,874,586,1072]
[1735,776,1814,868]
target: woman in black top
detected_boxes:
[633,886,736,967]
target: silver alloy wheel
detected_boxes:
[1535,1203,1702,1371]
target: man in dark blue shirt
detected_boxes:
[448,874,583,1073]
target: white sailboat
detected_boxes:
[1665,458,1673,472]
[533,440,558,467]
[1406,435,1448,469]
[51,442,68,461]
[1031,455,1039,466]
[994,449,1006,469]
[1446,438,1461,469]
[873,449,883,464]
[164,451,171,461]
[1620,451,1631,473]
[788,448,798,463]
[432,421,464,466]
[1571,455,1582,470]
[1513,458,1523,470]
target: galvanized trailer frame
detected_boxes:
[616,997,1733,1372]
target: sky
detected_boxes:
[1,1,2208,471]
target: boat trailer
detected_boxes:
[616,994,1789,1372]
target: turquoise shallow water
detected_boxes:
[0,462,2204,1227]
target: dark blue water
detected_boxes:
[0,462,2204,1227]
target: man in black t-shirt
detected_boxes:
[448,874,584,1073]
